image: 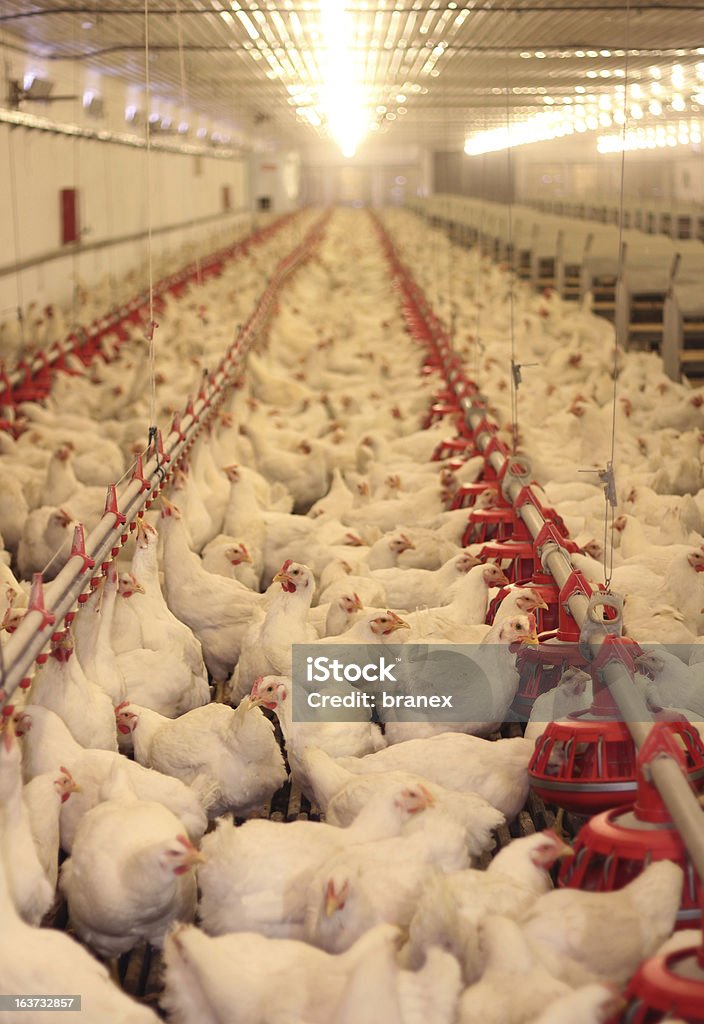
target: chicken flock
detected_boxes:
[0,206,703,1024]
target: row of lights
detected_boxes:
[465,60,704,156]
[598,119,703,153]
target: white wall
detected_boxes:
[0,33,301,326]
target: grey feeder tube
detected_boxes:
[455,383,704,881]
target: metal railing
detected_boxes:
[0,210,328,707]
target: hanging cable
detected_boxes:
[601,0,632,593]
[504,42,519,453]
[143,0,158,434]
[2,33,26,355]
[174,0,203,289]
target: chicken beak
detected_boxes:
[416,784,435,809]
[388,613,410,632]
[174,835,206,872]
[273,571,292,585]
[324,880,345,917]
[535,597,549,611]
[1,716,15,752]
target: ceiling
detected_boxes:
[2,1,704,155]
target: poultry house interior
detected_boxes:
[2,2,704,1023]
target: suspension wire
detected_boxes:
[174,0,201,286]
[504,42,519,453]
[602,0,631,592]
[473,107,488,383]
[70,12,81,334]
[2,32,26,352]
[143,0,158,434]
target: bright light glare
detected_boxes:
[320,0,367,157]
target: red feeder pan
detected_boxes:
[430,434,476,460]
[478,539,535,583]
[620,945,704,1022]
[511,569,594,718]
[620,886,704,1022]
[559,724,702,928]
[488,574,561,633]
[529,692,704,816]
[449,481,501,510]
[463,506,531,546]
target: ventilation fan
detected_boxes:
[8,76,78,109]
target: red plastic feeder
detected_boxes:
[511,569,593,718]
[559,724,702,928]
[431,434,476,460]
[463,505,531,546]
[477,538,535,583]
[529,659,704,816]
[620,887,704,1022]
[449,481,501,510]
[487,573,561,633]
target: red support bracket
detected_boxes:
[184,396,197,422]
[69,524,95,574]
[170,412,187,443]
[27,574,56,632]
[103,484,127,525]
[590,633,644,678]
[131,453,150,493]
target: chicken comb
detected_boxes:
[528,612,537,630]
[280,559,293,573]
[176,834,195,851]
[59,765,73,779]
[114,700,130,714]
[250,676,264,698]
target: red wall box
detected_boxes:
[60,188,80,245]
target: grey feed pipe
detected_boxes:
[0,211,327,708]
[406,231,704,882]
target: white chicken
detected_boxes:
[0,718,54,925]
[405,830,573,982]
[371,551,479,609]
[301,745,504,857]
[161,922,442,1024]
[303,814,469,952]
[28,631,118,752]
[22,765,80,889]
[227,560,318,703]
[334,732,534,819]
[115,696,287,817]
[520,859,683,986]
[0,848,159,1023]
[160,497,265,684]
[13,705,207,850]
[249,676,386,794]
[197,784,434,938]
[458,915,572,1024]
[60,789,203,956]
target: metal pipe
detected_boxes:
[0,207,251,282]
[0,108,243,160]
[1,211,295,394]
[0,211,327,707]
[387,217,704,881]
